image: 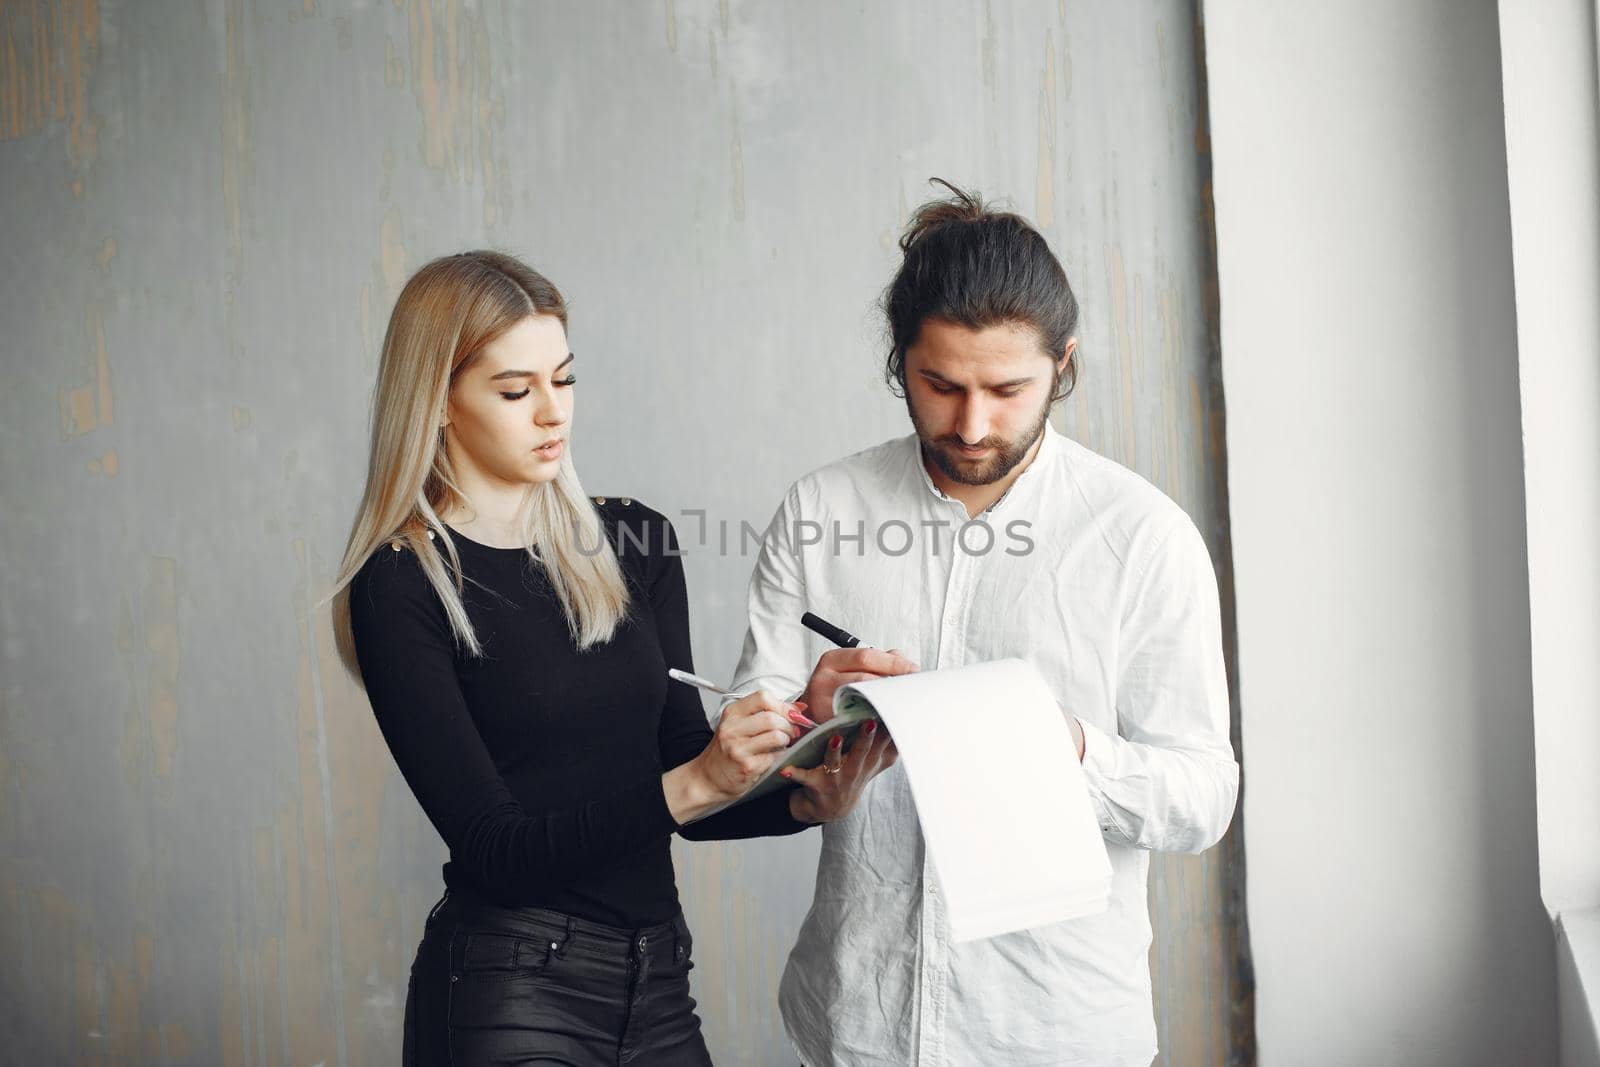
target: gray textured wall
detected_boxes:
[0,2,1245,1063]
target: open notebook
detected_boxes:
[836,659,1112,941]
[689,659,1111,942]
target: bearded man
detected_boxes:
[730,181,1240,1067]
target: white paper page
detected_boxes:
[839,659,1111,942]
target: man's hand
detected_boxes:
[1053,698,1086,762]
[784,720,899,824]
[800,647,918,723]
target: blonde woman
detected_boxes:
[332,251,902,1066]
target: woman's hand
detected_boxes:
[665,690,805,824]
[700,689,806,795]
[783,719,899,824]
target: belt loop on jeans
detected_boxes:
[672,917,686,964]
[550,915,576,960]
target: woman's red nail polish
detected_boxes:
[780,769,793,779]
[830,736,842,750]
[791,701,809,712]
[864,721,877,733]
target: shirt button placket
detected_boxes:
[939,521,975,670]
[925,504,970,1065]
[917,888,937,1064]
[923,859,948,1065]
[934,505,970,671]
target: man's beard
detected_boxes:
[910,388,1054,487]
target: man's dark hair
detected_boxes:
[883,179,1080,402]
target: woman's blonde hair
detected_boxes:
[332,250,629,681]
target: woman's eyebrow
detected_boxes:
[488,354,575,381]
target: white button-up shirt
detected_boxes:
[729,427,1239,1067]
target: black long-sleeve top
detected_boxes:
[349,498,809,927]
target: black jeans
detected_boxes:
[404,888,713,1066]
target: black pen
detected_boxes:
[801,611,868,649]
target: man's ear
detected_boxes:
[1052,337,1079,402]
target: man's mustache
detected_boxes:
[934,434,1003,450]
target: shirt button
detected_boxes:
[637,935,648,952]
